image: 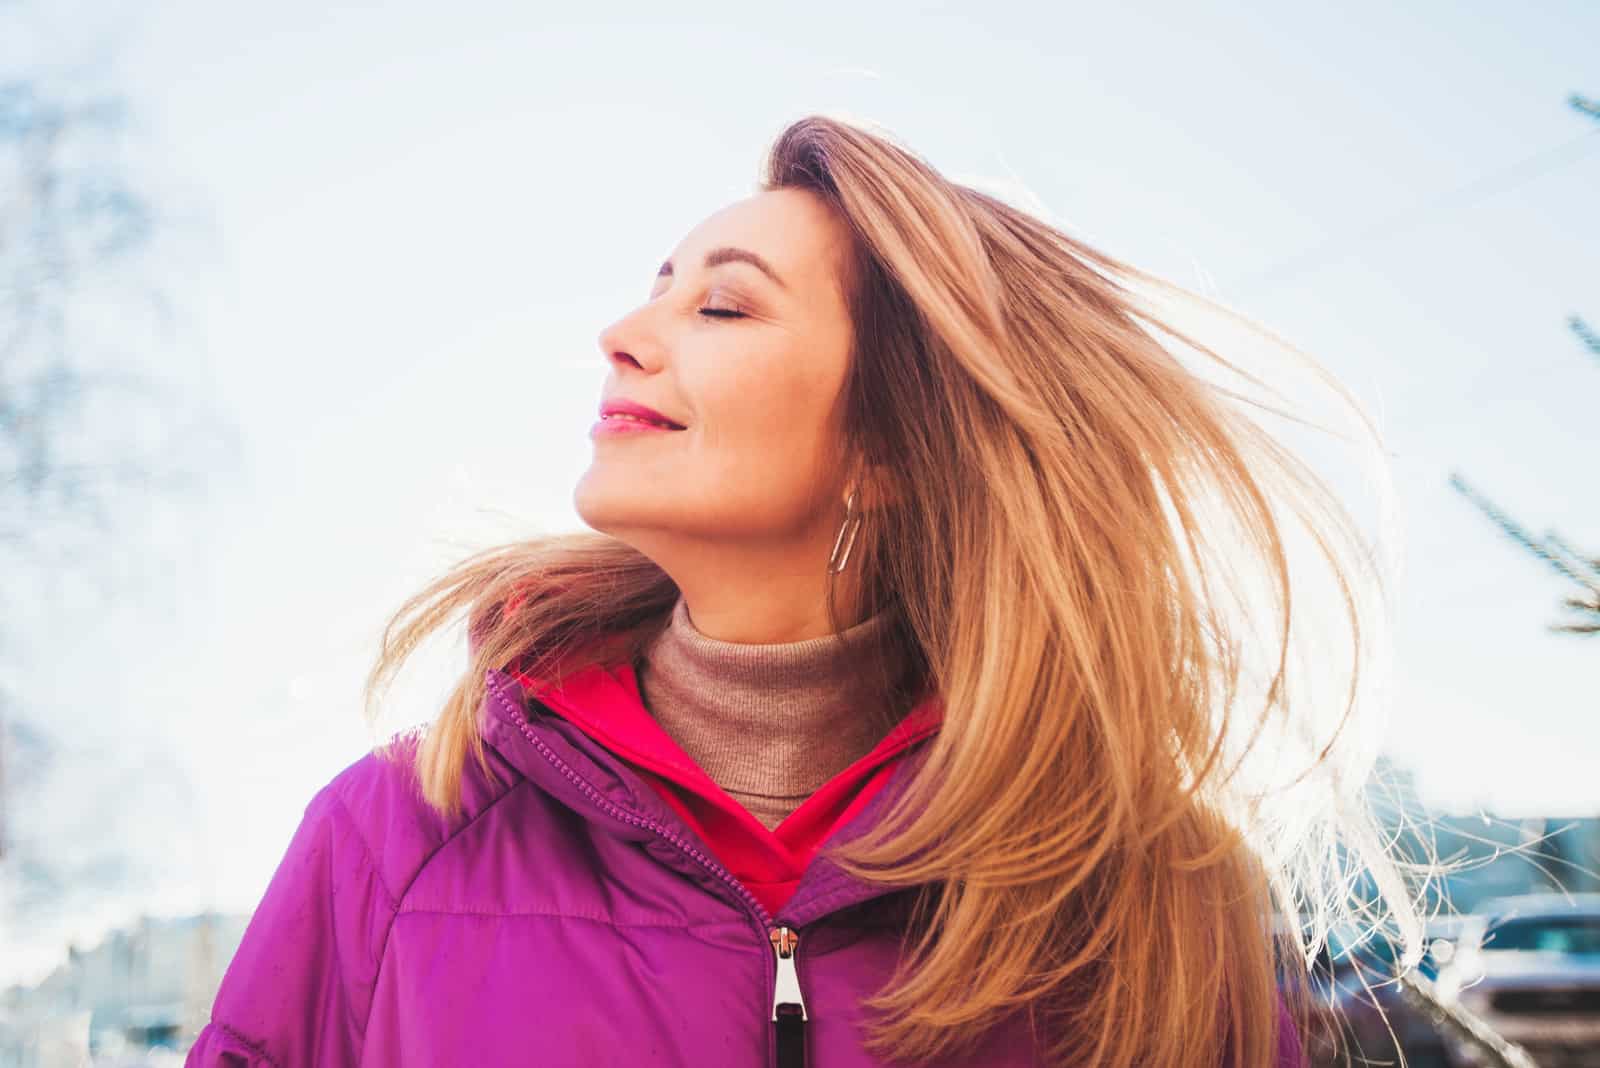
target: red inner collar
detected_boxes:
[510,659,941,917]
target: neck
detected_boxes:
[634,593,903,829]
[602,514,869,644]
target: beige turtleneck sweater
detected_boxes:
[634,596,904,831]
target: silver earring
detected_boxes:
[828,488,862,574]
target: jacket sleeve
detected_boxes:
[1275,992,1307,1068]
[187,778,398,1067]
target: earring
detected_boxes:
[828,488,862,574]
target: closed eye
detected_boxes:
[698,307,745,319]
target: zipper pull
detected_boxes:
[770,925,807,1068]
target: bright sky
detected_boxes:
[7,0,1598,984]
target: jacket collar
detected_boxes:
[476,667,937,927]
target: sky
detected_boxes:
[4,0,1597,984]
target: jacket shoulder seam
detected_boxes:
[327,744,524,909]
[393,774,531,906]
[321,789,398,1064]
[358,775,534,1047]
[326,791,401,911]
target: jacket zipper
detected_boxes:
[506,696,808,1068]
[770,925,808,1068]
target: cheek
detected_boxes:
[688,358,841,514]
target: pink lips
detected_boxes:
[589,417,683,439]
[592,396,687,440]
[598,398,686,427]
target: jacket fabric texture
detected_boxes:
[188,659,1307,1067]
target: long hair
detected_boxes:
[365,114,1424,1067]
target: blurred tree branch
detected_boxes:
[0,81,162,564]
[1450,467,1600,637]
[0,54,225,928]
[1448,94,1599,638]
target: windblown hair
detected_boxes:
[366,114,1425,1066]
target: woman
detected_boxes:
[188,115,1419,1066]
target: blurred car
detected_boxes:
[1299,918,1461,1068]
[1435,892,1600,1068]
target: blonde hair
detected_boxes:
[366,114,1426,1067]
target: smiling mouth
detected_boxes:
[601,413,687,430]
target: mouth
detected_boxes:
[589,413,688,438]
[597,399,688,430]
[599,411,686,430]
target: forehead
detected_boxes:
[673,188,851,295]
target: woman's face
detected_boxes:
[574,188,858,562]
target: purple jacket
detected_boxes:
[188,668,1306,1066]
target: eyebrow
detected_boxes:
[657,246,788,291]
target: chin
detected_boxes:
[571,479,615,531]
[573,478,653,537]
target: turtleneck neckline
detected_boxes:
[633,595,904,830]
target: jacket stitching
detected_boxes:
[328,793,400,911]
[216,1020,281,1068]
[352,770,532,1063]
[390,777,534,903]
[396,908,893,960]
[325,792,397,1063]
[395,907,741,929]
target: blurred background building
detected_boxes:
[0,914,246,1065]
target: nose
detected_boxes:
[597,302,658,371]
